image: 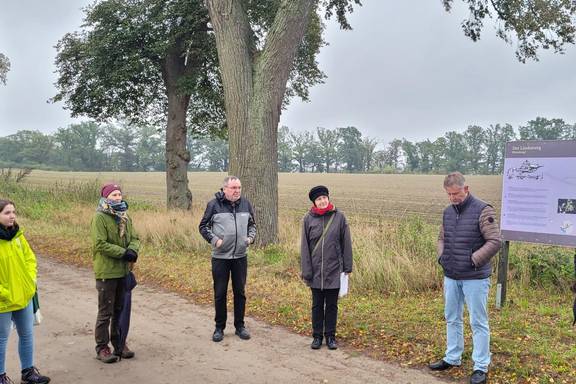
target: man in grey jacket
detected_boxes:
[199,176,256,342]
[429,172,501,384]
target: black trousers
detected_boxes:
[311,288,339,338]
[212,257,247,330]
[95,277,125,353]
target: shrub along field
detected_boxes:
[2,170,575,383]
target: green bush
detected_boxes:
[509,243,574,290]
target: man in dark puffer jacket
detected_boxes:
[429,172,501,384]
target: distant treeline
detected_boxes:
[1,117,575,174]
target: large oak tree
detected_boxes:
[53,0,223,209]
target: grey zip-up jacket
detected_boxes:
[199,191,256,259]
[300,208,353,290]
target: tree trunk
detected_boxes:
[162,50,192,210]
[207,0,315,245]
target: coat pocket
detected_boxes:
[219,235,235,253]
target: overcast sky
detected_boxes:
[1,1,576,144]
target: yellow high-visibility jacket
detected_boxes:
[0,228,37,313]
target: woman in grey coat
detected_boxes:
[301,185,353,350]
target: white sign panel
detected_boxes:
[501,140,576,246]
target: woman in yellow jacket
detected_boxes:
[0,200,50,384]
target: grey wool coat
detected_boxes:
[300,208,353,290]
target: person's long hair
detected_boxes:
[0,199,17,228]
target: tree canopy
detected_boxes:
[444,0,576,62]
[52,0,222,133]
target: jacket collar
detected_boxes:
[452,193,473,215]
[0,224,20,241]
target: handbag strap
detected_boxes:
[311,213,335,256]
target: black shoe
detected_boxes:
[0,373,14,384]
[470,370,487,384]
[235,327,251,340]
[310,337,322,349]
[428,359,458,371]
[326,336,338,350]
[21,367,50,384]
[212,328,224,342]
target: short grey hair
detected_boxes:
[223,175,240,188]
[443,172,466,188]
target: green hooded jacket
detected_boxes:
[0,229,37,313]
[90,211,140,279]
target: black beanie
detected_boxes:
[308,185,329,202]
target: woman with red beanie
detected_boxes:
[91,183,140,363]
[300,185,353,350]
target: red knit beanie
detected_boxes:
[100,183,122,198]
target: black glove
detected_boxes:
[122,248,138,262]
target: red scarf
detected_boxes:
[311,203,334,216]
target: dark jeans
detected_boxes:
[95,277,125,353]
[212,257,247,330]
[311,288,339,338]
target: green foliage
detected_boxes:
[519,117,575,140]
[509,243,574,289]
[53,122,104,170]
[0,53,9,85]
[338,126,363,172]
[2,115,574,174]
[277,126,294,172]
[443,0,576,62]
[0,130,53,166]
[52,0,224,135]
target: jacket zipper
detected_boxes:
[232,203,237,258]
[321,215,325,291]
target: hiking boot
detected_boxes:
[21,367,50,384]
[0,373,14,384]
[212,328,224,342]
[310,337,322,350]
[114,344,135,359]
[235,327,251,340]
[326,336,338,350]
[96,346,119,363]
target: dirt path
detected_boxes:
[5,257,449,384]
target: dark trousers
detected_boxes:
[311,288,339,338]
[95,277,125,353]
[212,257,247,330]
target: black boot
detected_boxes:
[470,370,487,384]
[310,336,322,349]
[326,336,338,350]
[21,367,50,384]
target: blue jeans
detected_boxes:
[443,276,491,372]
[0,301,34,374]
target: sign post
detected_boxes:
[499,140,576,308]
[495,241,510,309]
